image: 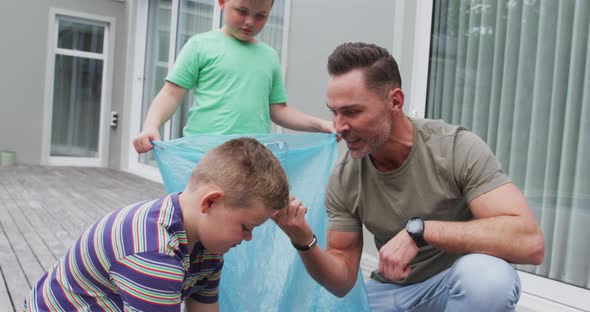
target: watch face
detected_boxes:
[407,219,423,233]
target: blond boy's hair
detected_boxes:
[188,137,289,211]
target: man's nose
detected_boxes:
[334,115,350,134]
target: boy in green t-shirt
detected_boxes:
[134,0,333,153]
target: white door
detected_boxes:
[44,10,114,167]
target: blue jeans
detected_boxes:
[365,254,521,312]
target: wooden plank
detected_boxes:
[0,199,45,285]
[0,259,15,312]
[0,166,166,310]
[0,179,15,311]
[12,169,90,242]
[6,197,58,271]
[0,220,29,312]
[0,170,74,255]
[0,198,45,308]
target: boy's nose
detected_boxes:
[245,16,255,27]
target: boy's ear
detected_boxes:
[201,191,224,213]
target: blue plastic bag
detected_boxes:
[153,133,370,311]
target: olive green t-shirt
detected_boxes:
[325,118,511,285]
[166,30,288,135]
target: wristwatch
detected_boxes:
[406,217,427,247]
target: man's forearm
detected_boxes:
[425,217,544,264]
[297,245,361,298]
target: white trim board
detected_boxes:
[125,0,149,177]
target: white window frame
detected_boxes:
[41,8,115,167]
[403,1,590,310]
[273,0,291,134]
[126,0,165,182]
[124,0,292,181]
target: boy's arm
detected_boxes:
[269,103,334,134]
[133,81,188,153]
[185,298,219,312]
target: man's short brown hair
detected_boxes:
[188,137,289,211]
[327,42,402,94]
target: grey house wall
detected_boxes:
[0,0,128,167]
[285,0,396,129]
[284,0,400,263]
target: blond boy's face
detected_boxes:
[219,0,273,42]
[201,198,275,254]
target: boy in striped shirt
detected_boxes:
[24,137,290,312]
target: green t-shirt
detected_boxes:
[325,118,511,285]
[166,30,288,135]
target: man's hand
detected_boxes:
[272,196,315,246]
[377,229,419,281]
[133,128,161,153]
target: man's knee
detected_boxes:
[447,254,521,307]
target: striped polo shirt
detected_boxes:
[23,193,224,311]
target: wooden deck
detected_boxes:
[0,166,165,312]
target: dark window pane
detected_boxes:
[58,19,105,53]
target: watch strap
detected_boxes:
[292,234,317,251]
[406,217,427,248]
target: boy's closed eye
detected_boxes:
[241,224,253,232]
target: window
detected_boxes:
[137,0,289,167]
[427,0,590,292]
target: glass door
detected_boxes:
[48,15,111,166]
[138,0,215,167]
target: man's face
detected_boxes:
[326,70,393,159]
[219,0,272,42]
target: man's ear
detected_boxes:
[201,191,224,213]
[389,88,405,112]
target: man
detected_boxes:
[274,42,545,311]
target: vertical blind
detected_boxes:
[427,0,590,289]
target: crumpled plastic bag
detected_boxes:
[153,133,370,311]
